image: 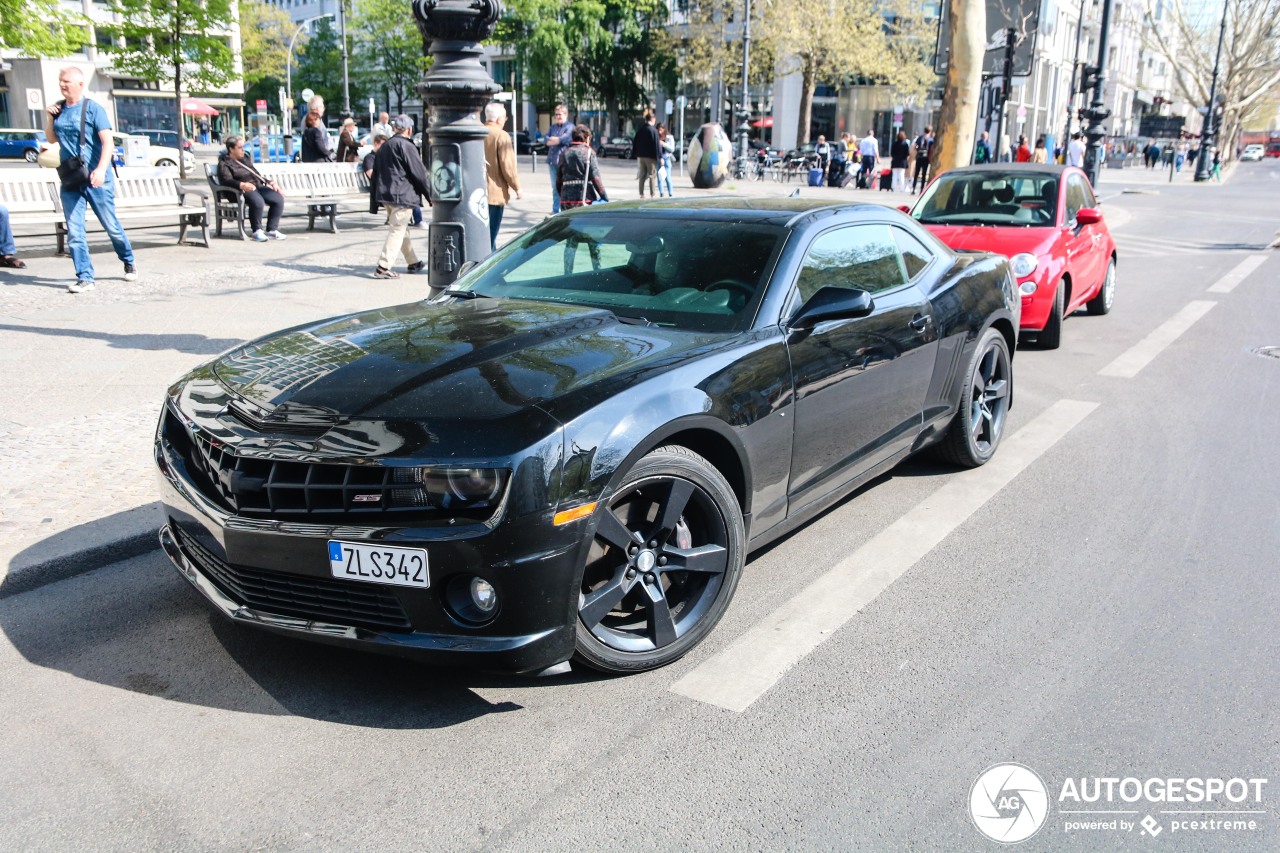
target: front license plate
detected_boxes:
[327,540,430,589]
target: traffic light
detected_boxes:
[1078,65,1100,95]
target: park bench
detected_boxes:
[204,162,370,239]
[0,166,209,253]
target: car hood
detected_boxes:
[200,298,732,454]
[922,223,1060,258]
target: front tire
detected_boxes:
[936,328,1012,468]
[24,149,38,163]
[1039,279,1065,349]
[1087,258,1115,315]
[156,158,176,168]
[573,446,745,674]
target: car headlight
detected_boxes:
[391,467,509,510]
[1010,252,1038,279]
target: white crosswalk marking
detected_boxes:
[1098,301,1217,379]
[669,400,1100,713]
[1207,254,1269,293]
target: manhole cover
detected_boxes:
[1252,346,1280,360]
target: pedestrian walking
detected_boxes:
[45,66,136,294]
[859,130,880,190]
[890,130,910,193]
[658,124,675,197]
[363,133,386,216]
[911,126,934,192]
[545,104,576,214]
[218,136,286,242]
[814,135,833,175]
[335,117,359,163]
[0,203,27,269]
[1066,132,1086,167]
[1014,135,1031,162]
[633,111,661,198]
[483,102,522,252]
[372,111,393,142]
[1211,147,1222,181]
[1032,136,1048,163]
[371,115,430,279]
[974,131,992,164]
[301,111,333,162]
[199,118,211,145]
[557,125,608,208]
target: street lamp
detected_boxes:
[1194,0,1229,182]
[286,14,335,116]
[738,0,752,168]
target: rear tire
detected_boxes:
[936,328,1012,468]
[1039,279,1065,350]
[156,158,176,168]
[1087,259,1115,315]
[24,149,38,163]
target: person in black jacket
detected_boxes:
[300,111,332,163]
[372,115,430,279]
[632,111,661,197]
[890,130,911,193]
[218,135,286,241]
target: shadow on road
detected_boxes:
[0,323,243,355]
[0,544,605,729]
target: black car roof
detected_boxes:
[561,196,882,226]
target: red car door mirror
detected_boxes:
[897,205,911,214]
[1075,207,1103,225]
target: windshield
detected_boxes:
[916,172,1059,227]
[453,214,786,332]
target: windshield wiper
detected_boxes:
[441,288,489,299]
[614,314,655,327]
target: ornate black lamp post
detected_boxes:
[412,0,503,293]
[1194,2,1229,182]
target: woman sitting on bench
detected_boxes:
[218,136,286,242]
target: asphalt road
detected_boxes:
[1,159,1277,852]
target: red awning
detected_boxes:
[181,98,220,116]
[751,116,774,128]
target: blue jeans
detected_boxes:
[549,162,560,213]
[488,204,504,251]
[660,153,673,196]
[0,205,15,256]
[411,205,423,225]
[61,180,134,282]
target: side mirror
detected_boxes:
[897,204,912,214]
[1075,207,1103,225]
[789,286,874,329]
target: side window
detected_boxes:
[1065,176,1088,222]
[891,227,934,280]
[796,223,907,303]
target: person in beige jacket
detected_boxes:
[483,102,522,251]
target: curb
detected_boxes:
[0,530,157,599]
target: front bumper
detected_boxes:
[156,429,583,673]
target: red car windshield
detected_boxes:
[917,172,1059,227]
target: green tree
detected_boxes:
[102,0,237,176]
[351,0,428,114]
[0,0,89,56]
[494,0,608,113]
[240,0,297,112]
[294,18,367,117]
[573,0,670,136]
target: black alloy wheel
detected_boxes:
[1087,258,1116,315]
[574,446,745,673]
[937,327,1012,468]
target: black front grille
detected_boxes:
[172,525,412,631]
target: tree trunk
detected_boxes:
[796,58,815,146]
[606,96,620,140]
[933,0,985,176]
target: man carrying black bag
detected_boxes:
[45,66,136,294]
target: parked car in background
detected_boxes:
[597,137,633,158]
[154,197,1019,675]
[1240,144,1264,162]
[515,131,546,155]
[128,129,194,151]
[0,129,49,162]
[906,163,1115,349]
[40,131,196,172]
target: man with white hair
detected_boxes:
[483,102,522,251]
[45,65,136,293]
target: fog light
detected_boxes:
[1019,280,1037,295]
[470,577,497,613]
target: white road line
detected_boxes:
[669,399,1100,713]
[1098,301,1217,379]
[1207,254,1269,293]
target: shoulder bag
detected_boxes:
[56,99,92,191]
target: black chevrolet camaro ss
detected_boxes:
[155,198,1020,674]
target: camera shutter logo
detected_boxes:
[969,763,1049,844]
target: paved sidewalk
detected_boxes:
[0,154,1107,595]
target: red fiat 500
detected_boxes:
[907,164,1116,348]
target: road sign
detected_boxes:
[256,99,267,112]
[677,95,687,110]
[665,99,674,116]
[26,88,42,110]
[301,88,314,103]
[1139,115,1185,138]
[1017,106,1027,119]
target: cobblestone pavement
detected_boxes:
[0,156,927,587]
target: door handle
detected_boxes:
[909,314,931,332]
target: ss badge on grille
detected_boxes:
[352,494,382,503]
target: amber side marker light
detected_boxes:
[554,502,598,526]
